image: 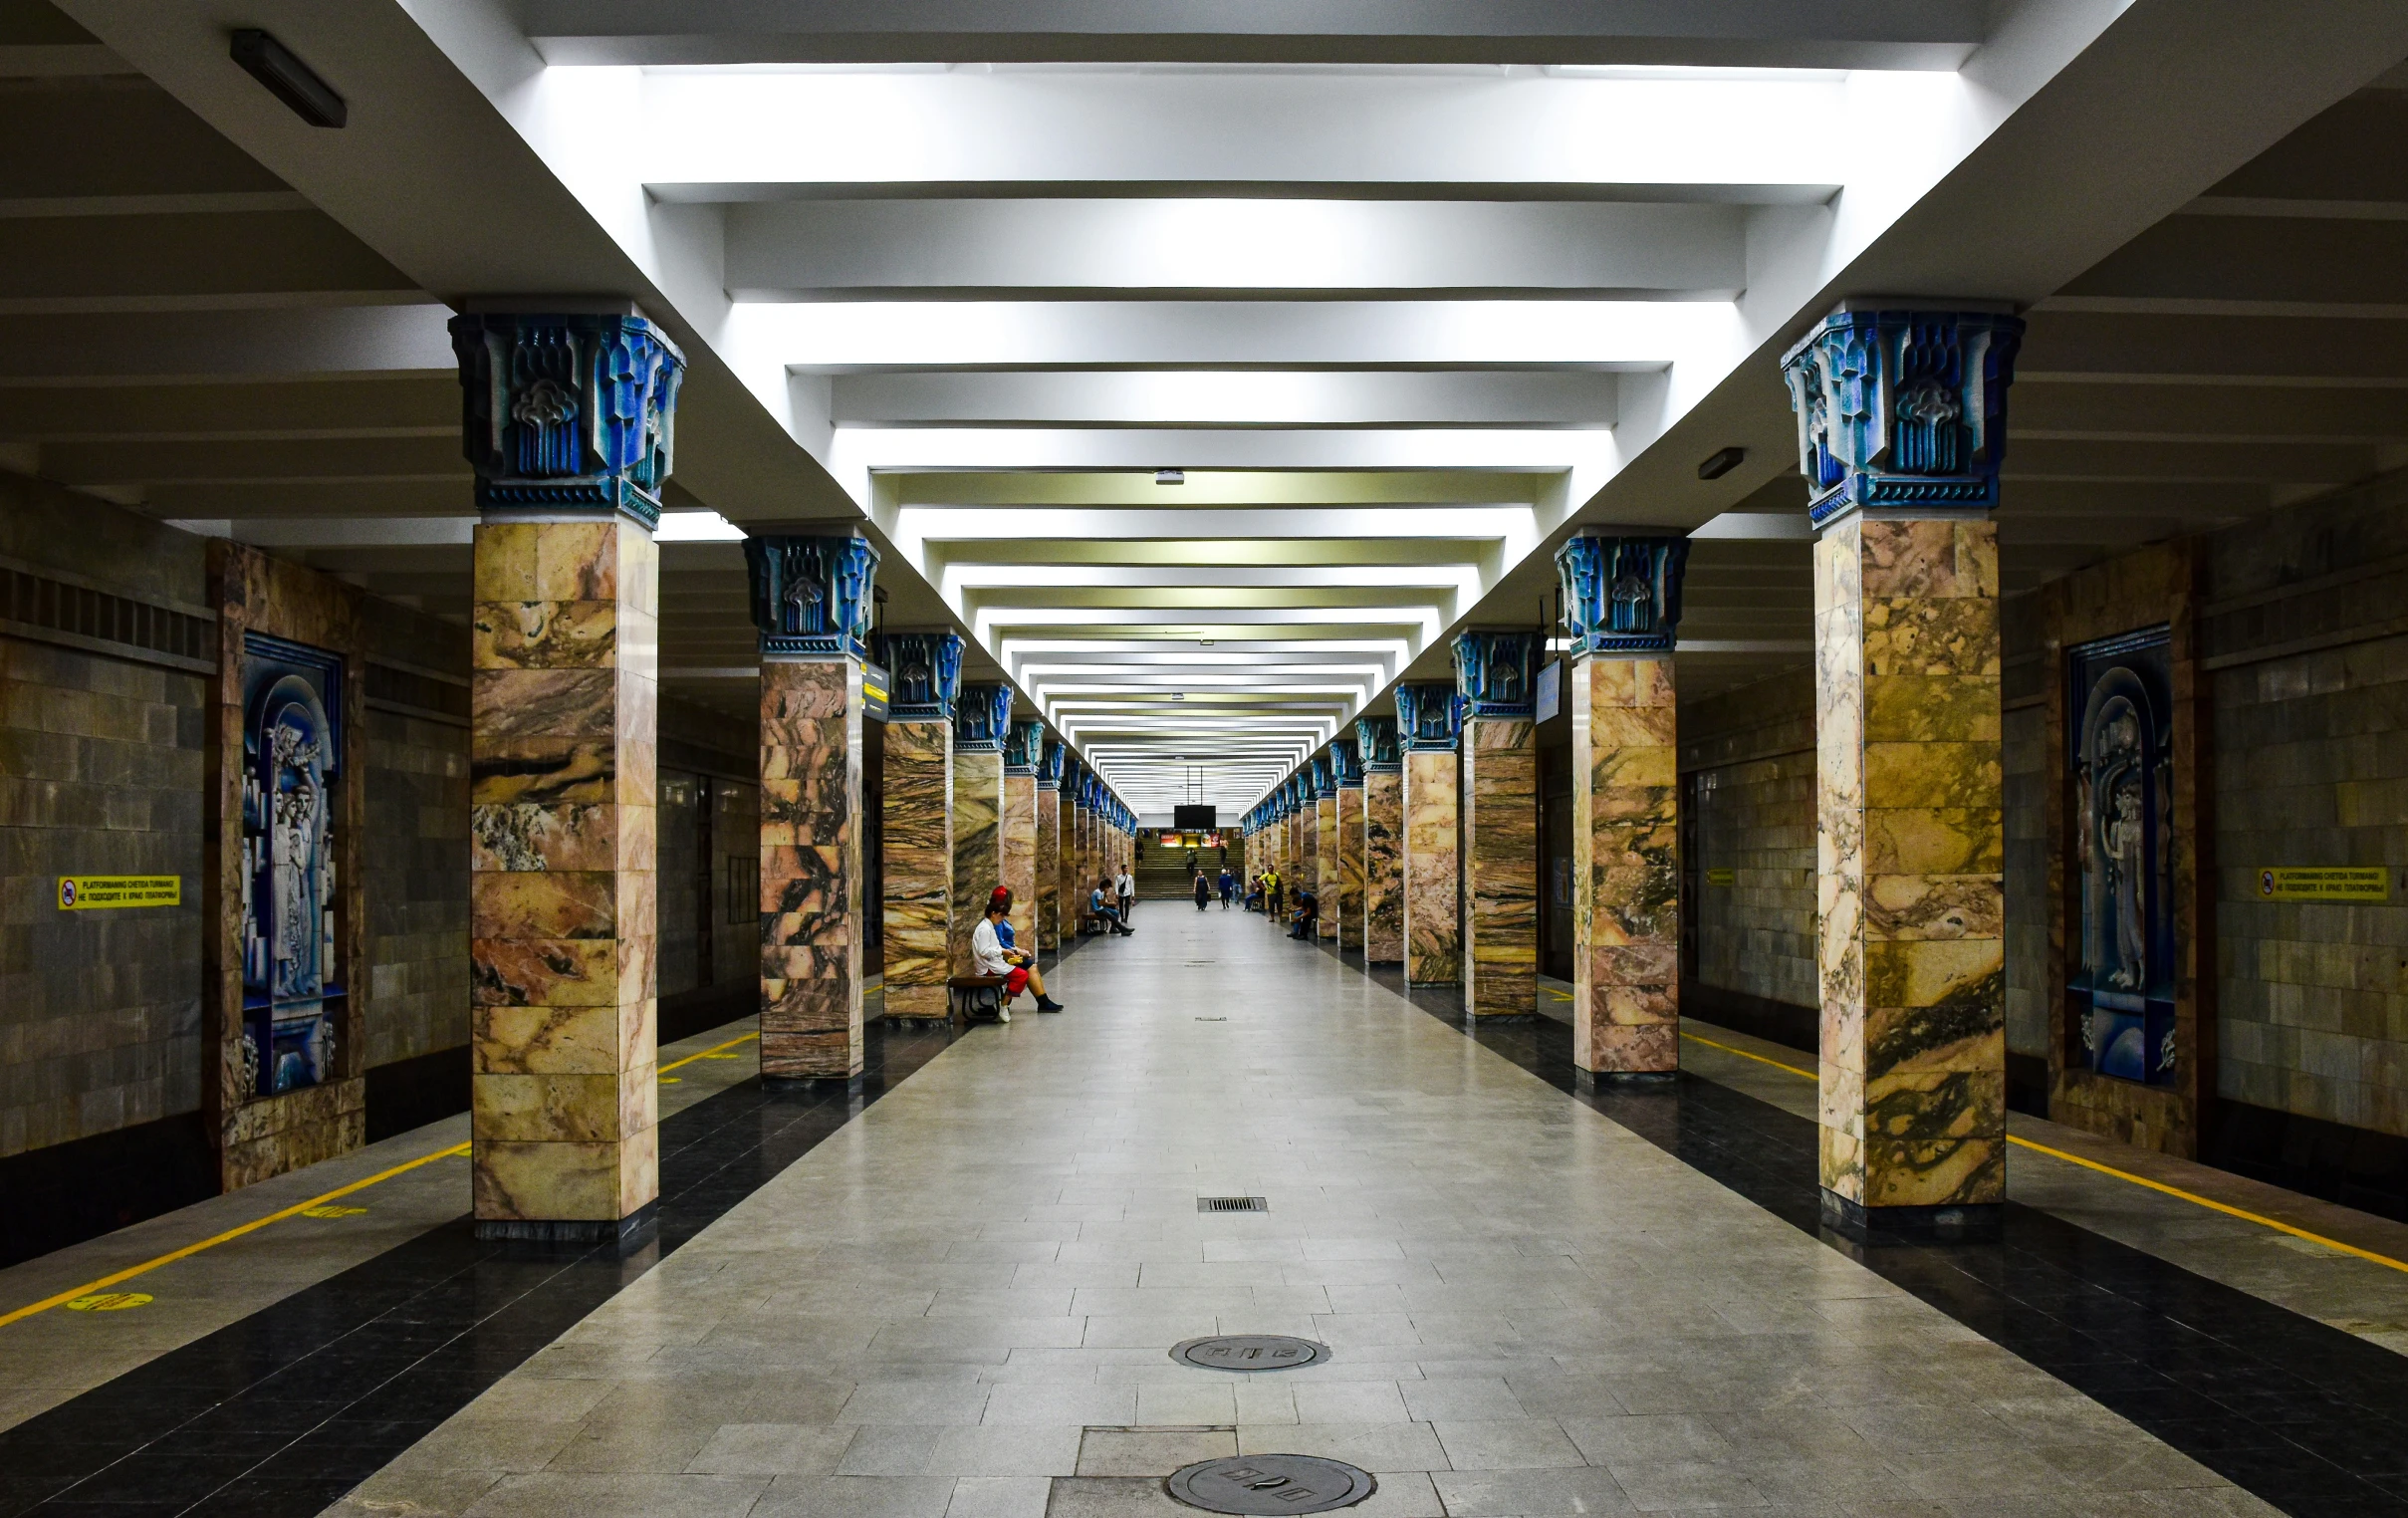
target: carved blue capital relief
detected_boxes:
[954,683,1014,753]
[1354,714,1402,773]
[450,312,686,528]
[873,630,964,722]
[1451,632,1539,721]
[1005,719,1046,777]
[1556,535,1690,657]
[743,535,879,660]
[1393,682,1462,751]
[1038,739,1065,790]
[1781,307,2024,529]
[1331,739,1363,789]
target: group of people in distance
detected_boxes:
[1240,868,1319,940]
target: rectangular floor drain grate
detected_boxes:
[1197,1196,1267,1212]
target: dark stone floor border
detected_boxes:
[0,1019,964,1518]
[1369,966,2408,1518]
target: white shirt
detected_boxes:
[970,917,1011,976]
[1114,872,1133,896]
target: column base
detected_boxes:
[765,1073,867,1095]
[1818,1190,2003,1244]
[1573,1069,1676,1093]
[475,1200,658,1251]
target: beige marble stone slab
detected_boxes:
[953,751,1004,973]
[1570,656,1679,1075]
[760,658,863,1079]
[1403,749,1459,985]
[1462,718,1537,1020]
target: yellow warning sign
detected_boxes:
[1706,869,1736,887]
[66,1292,152,1312]
[57,876,180,910]
[2258,868,2391,902]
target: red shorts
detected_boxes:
[1004,966,1031,998]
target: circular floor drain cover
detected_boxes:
[1170,1334,1329,1373]
[1167,1455,1373,1515]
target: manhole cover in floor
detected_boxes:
[1167,1454,1373,1515]
[1170,1334,1329,1373]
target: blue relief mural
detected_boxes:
[240,632,344,1099]
[2068,628,2176,1086]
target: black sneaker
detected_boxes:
[1036,998,1066,1013]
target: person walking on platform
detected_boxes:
[1217,866,1235,908]
[1114,866,1134,920]
[1193,869,1211,910]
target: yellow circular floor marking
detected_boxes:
[300,1205,367,1218]
[67,1292,151,1312]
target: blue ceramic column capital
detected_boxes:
[874,631,964,721]
[1331,739,1363,789]
[1037,739,1065,790]
[1555,534,1690,658]
[955,683,1014,753]
[1005,719,1046,777]
[1781,304,2025,529]
[1450,632,1539,721]
[743,535,879,661]
[1393,682,1462,751]
[449,311,686,528]
[1355,714,1402,773]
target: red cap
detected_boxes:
[989,886,1013,908]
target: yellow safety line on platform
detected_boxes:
[0,1141,470,1330]
[660,1030,759,1075]
[0,1032,766,1330]
[1676,1029,2408,1277]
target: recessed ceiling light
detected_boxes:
[1697,446,1748,481]
[1155,469,1185,485]
[1198,638,1213,646]
[230,30,347,127]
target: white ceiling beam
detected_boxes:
[632,68,1882,196]
[533,2,1984,70]
[750,299,1715,371]
[727,200,1742,300]
[836,371,1617,428]
[0,303,454,382]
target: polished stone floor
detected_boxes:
[8,910,2408,1517]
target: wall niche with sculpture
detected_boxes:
[208,541,367,1190]
[2067,628,2176,1088]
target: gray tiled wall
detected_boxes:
[1679,667,1815,1010]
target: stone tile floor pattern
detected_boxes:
[326,908,2270,1518]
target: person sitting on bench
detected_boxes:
[1288,886,1319,940]
[973,888,1065,1017]
[984,886,1064,1013]
[1244,874,1265,913]
[1089,879,1132,935]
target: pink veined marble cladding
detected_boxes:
[1316,795,1339,938]
[759,657,863,1080]
[1036,786,1061,950]
[469,519,659,1224]
[952,750,1003,972]
[1362,770,1403,963]
[1403,749,1460,984]
[1571,656,1679,1075]
[1462,717,1538,1019]
[1337,784,1365,951]
[1002,773,1038,948]
[1815,516,2007,1213]
[880,718,952,1022]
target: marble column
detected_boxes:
[873,631,961,1023]
[952,685,1012,970]
[1557,535,1691,1081]
[1037,741,1063,952]
[1003,720,1043,946]
[1358,716,1404,963]
[451,310,682,1241]
[1455,632,1540,1020]
[1333,740,1364,950]
[1784,304,2022,1236]
[747,535,879,1081]
[1396,683,1461,985]
[1312,761,1338,940]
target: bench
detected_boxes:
[1077,911,1110,937]
[947,973,1011,1021]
